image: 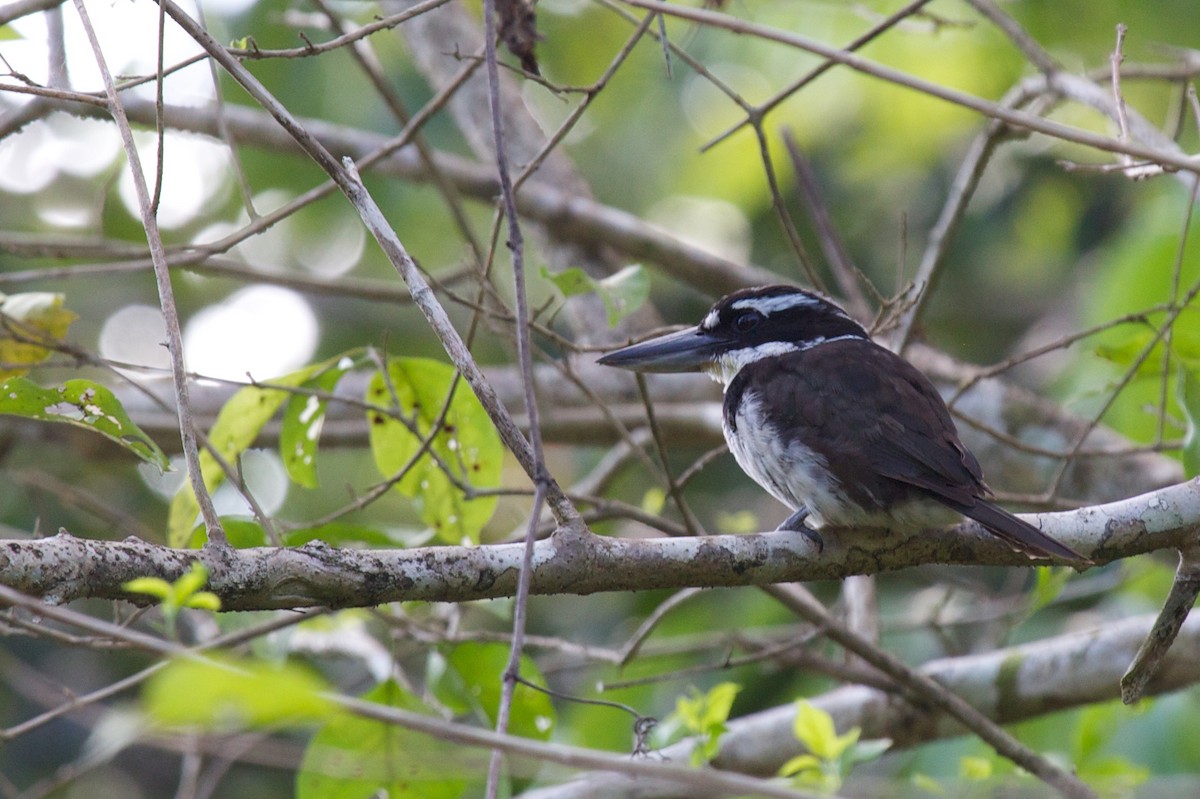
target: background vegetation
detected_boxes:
[2,0,1200,797]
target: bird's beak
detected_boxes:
[597,326,722,373]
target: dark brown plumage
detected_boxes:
[728,339,1086,564]
[599,285,1090,567]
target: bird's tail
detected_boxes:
[954,500,1091,567]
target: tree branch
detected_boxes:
[3,479,1197,609]
[519,612,1200,799]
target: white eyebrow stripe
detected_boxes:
[730,293,823,315]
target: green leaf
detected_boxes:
[541,265,594,297]
[168,365,318,547]
[366,358,502,544]
[1178,365,1200,478]
[187,518,416,549]
[298,680,471,799]
[1029,566,1071,613]
[778,753,822,778]
[0,291,77,378]
[145,655,335,728]
[125,563,220,637]
[910,773,946,796]
[433,642,556,743]
[187,518,267,549]
[173,561,209,598]
[671,683,740,766]
[792,700,858,761]
[673,682,739,732]
[1092,327,1161,376]
[284,521,412,548]
[541,264,649,327]
[280,355,358,489]
[0,377,169,469]
[596,264,649,326]
[122,577,172,600]
[845,737,891,767]
[959,755,993,781]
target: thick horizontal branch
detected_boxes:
[2,480,1197,610]
[520,612,1200,799]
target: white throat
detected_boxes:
[704,341,801,388]
[703,335,862,389]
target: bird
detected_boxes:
[597,284,1090,566]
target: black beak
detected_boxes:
[597,326,723,373]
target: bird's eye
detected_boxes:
[733,311,763,333]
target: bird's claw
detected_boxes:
[777,506,823,553]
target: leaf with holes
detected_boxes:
[365,357,501,544]
[280,354,360,489]
[0,377,168,469]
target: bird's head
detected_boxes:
[598,285,869,386]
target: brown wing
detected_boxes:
[738,339,986,512]
[740,340,1088,563]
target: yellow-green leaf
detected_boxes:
[779,753,822,778]
[960,755,993,781]
[123,577,172,599]
[792,700,858,761]
[168,365,318,547]
[0,292,77,378]
[641,487,665,515]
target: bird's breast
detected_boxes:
[724,389,851,527]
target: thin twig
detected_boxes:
[701,0,937,152]
[71,0,226,547]
[478,0,554,792]
[617,587,703,666]
[622,0,1200,175]
[635,372,703,536]
[781,128,869,316]
[965,0,1060,76]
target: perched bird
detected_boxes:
[598,285,1090,566]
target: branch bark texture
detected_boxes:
[3,479,1197,610]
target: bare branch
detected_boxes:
[4,480,1198,608]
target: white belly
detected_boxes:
[724,393,850,528]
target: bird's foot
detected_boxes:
[777,506,823,552]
